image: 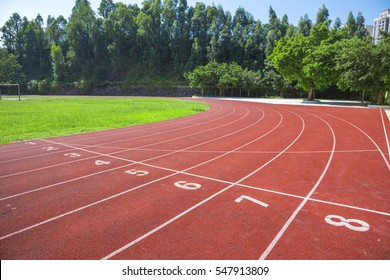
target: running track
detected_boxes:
[0,98,389,260]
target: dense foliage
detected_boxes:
[1,0,389,103]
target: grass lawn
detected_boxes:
[0,96,209,144]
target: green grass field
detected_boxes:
[0,96,209,144]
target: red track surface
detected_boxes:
[0,98,389,260]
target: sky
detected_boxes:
[0,0,389,29]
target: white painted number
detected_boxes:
[95,160,110,166]
[235,195,269,208]
[42,146,58,151]
[64,153,81,158]
[125,169,149,176]
[174,181,201,190]
[325,215,370,232]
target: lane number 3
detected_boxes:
[325,215,370,232]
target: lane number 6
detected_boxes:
[174,181,201,190]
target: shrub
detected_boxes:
[38,79,51,95]
[27,80,39,94]
[75,79,92,95]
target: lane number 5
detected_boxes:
[125,169,149,176]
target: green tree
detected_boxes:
[315,4,329,25]
[345,12,356,38]
[336,34,389,104]
[355,12,368,38]
[333,17,342,30]
[1,13,23,56]
[265,6,281,56]
[51,44,66,82]
[378,33,390,104]
[66,0,97,79]
[298,14,312,36]
[0,48,23,83]
[270,21,338,100]
[98,0,116,19]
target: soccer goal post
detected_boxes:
[0,84,21,101]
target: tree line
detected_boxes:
[0,0,388,103]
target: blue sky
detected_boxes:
[0,0,389,28]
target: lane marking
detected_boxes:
[259,110,336,260]
[0,104,236,167]
[235,195,268,208]
[324,215,370,232]
[95,160,110,166]
[307,108,390,171]
[238,184,390,217]
[0,105,254,200]
[174,181,202,190]
[0,104,280,242]
[0,102,224,156]
[380,109,390,161]
[124,169,149,177]
[101,108,305,259]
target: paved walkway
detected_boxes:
[214,98,390,121]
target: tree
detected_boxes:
[333,17,342,30]
[1,13,23,56]
[66,0,97,79]
[335,37,381,103]
[98,0,116,19]
[51,44,66,82]
[270,21,338,100]
[104,3,139,80]
[265,6,281,56]
[378,33,390,104]
[46,15,68,46]
[316,4,329,25]
[355,12,368,38]
[345,12,356,38]
[0,48,23,83]
[298,14,312,36]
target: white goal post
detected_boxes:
[0,84,21,101]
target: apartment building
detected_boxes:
[373,9,390,42]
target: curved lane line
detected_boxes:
[380,109,390,161]
[259,109,336,260]
[101,107,305,259]
[0,104,244,199]
[0,103,265,239]
[0,102,224,162]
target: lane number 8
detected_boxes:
[324,215,370,232]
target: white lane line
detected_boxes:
[380,109,390,161]
[259,110,336,260]
[0,106,247,199]
[119,148,379,154]
[238,185,390,217]
[0,104,270,239]
[101,109,305,259]
[311,108,390,171]
[0,103,224,162]
[0,101,221,155]
[0,104,236,178]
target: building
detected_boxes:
[373,9,390,42]
[365,25,374,37]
